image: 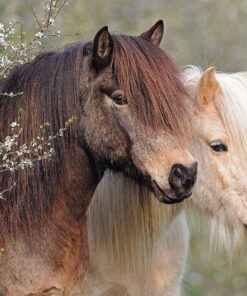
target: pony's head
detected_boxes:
[80,21,197,204]
[185,66,247,247]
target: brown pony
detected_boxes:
[0,21,197,295]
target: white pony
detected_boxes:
[185,66,247,250]
[83,67,247,295]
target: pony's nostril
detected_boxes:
[169,162,197,192]
[169,164,186,190]
[170,170,184,189]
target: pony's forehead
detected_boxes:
[198,110,228,143]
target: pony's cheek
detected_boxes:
[216,159,246,193]
[128,145,149,177]
[215,167,230,191]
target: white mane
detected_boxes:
[85,171,188,295]
[183,65,203,84]
[216,72,247,163]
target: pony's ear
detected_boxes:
[198,67,219,106]
[139,20,164,47]
[92,26,114,70]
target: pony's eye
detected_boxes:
[210,140,228,152]
[111,91,127,106]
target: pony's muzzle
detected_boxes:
[169,162,198,199]
[151,162,197,204]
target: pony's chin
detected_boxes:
[151,180,187,204]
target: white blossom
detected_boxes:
[49,18,55,25]
[10,122,17,128]
[1,56,11,67]
[35,31,44,39]
[0,37,7,47]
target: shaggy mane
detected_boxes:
[0,45,85,242]
[88,171,183,274]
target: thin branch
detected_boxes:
[31,4,42,30]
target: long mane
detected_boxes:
[0,45,85,241]
[88,171,183,275]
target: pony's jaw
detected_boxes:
[191,177,247,252]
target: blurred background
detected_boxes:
[1,0,247,72]
[1,1,247,295]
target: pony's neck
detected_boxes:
[57,144,100,217]
[40,143,100,257]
